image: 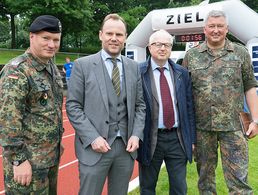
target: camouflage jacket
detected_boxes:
[182,39,257,132]
[0,51,63,169]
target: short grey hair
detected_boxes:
[149,29,174,45]
[205,10,229,25]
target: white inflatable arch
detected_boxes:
[126,0,258,63]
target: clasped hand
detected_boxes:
[13,160,32,186]
[246,122,258,139]
[91,136,139,153]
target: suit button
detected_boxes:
[117,103,120,106]
[105,121,109,124]
[118,112,120,115]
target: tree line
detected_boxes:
[0,0,257,54]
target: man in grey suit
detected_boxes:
[66,13,146,195]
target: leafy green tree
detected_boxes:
[0,0,31,48]
[0,0,93,49]
[15,16,30,48]
[1,0,257,52]
[121,6,147,35]
[80,0,150,53]
[243,0,258,12]
[26,0,93,45]
[0,17,10,48]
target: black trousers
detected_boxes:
[139,130,187,195]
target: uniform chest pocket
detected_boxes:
[216,59,242,86]
[188,65,210,88]
[221,59,241,68]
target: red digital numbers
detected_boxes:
[175,33,205,42]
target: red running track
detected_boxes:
[0,98,139,195]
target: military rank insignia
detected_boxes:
[40,92,48,106]
[8,74,19,79]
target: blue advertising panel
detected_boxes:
[246,44,258,112]
[126,50,135,60]
[252,46,258,58]
[253,61,258,68]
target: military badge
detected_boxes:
[58,21,62,32]
[40,92,48,106]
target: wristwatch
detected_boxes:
[12,159,26,166]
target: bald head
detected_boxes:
[149,29,174,45]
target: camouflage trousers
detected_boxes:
[3,158,59,195]
[196,130,253,195]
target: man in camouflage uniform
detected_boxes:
[182,10,258,194]
[0,15,63,195]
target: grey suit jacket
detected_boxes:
[66,51,146,166]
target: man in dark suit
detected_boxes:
[66,14,145,195]
[137,29,196,195]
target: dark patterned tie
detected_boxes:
[111,58,120,96]
[158,67,175,129]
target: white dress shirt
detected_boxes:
[151,58,179,128]
[101,49,123,136]
[101,49,123,90]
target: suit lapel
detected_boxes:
[93,53,109,113]
[171,65,182,95]
[148,67,159,104]
[122,57,132,120]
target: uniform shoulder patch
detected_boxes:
[8,55,27,68]
[234,42,248,51]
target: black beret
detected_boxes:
[29,15,62,33]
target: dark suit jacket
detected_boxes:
[137,57,196,166]
[66,51,146,166]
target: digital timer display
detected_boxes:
[175,33,205,42]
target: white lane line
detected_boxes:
[62,133,75,139]
[128,176,139,192]
[128,162,165,193]
[59,159,78,170]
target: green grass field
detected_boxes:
[0,49,82,66]
[129,136,258,195]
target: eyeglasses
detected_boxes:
[151,42,172,49]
